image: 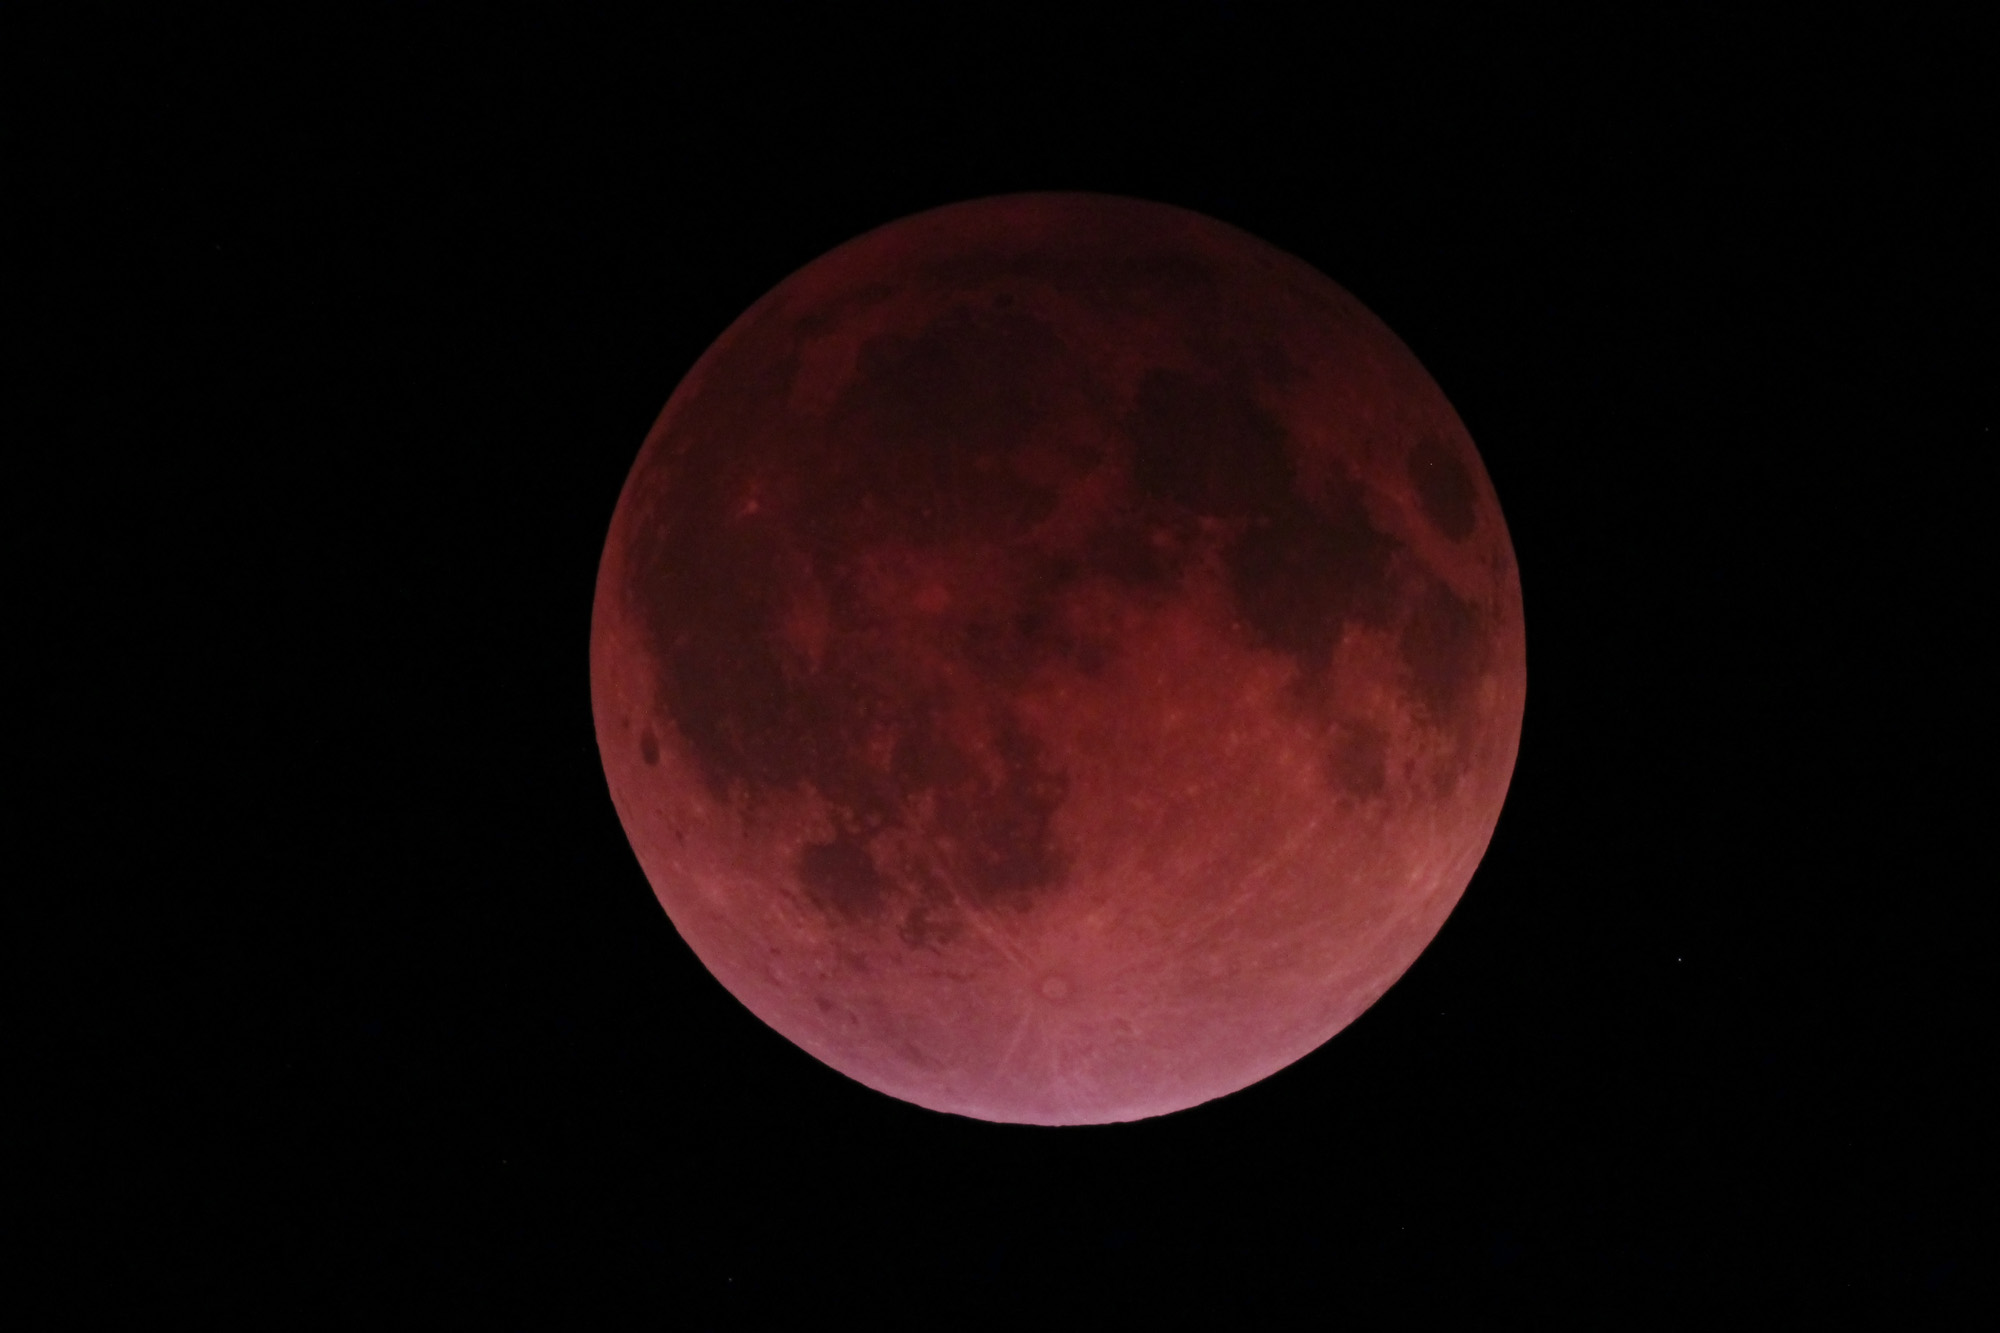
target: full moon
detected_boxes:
[591,194,1525,1124]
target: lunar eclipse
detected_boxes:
[591,194,1525,1124]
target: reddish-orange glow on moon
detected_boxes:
[591,194,1526,1124]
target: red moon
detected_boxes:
[591,194,1525,1124]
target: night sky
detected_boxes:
[31,9,1985,1323]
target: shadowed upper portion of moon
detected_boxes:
[593,194,1525,1122]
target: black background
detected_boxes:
[31,7,1987,1323]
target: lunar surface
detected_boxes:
[591,194,1525,1124]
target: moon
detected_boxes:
[591,194,1525,1125]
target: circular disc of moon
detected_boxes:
[591,194,1525,1125]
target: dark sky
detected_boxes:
[32,8,1986,1323]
